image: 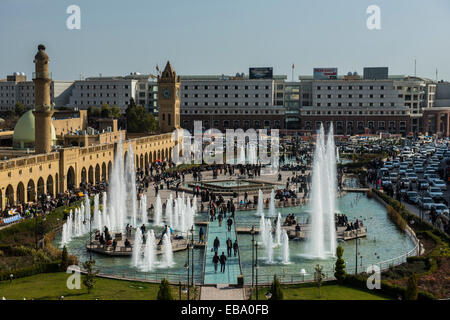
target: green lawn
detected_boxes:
[252,284,390,300]
[0,272,196,300]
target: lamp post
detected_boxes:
[251,225,255,288]
[355,238,360,275]
[255,242,259,300]
[184,260,189,301]
[190,225,194,288]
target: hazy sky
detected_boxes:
[0,0,449,81]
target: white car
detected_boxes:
[428,187,444,200]
[432,179,447,191]
[418,197,434,210]
[430,203,449,216]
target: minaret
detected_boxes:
[157,61,180,133]
[33,44,54,154]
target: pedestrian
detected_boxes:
[212,252,219,273]
[233,239,239,256]
[218,212,223,227]
[226,237,232,257]
[213,236,220,253]
[220,252,227,273]
[199,227,205,243]
[227,217,233,232]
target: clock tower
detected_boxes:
[157,61,180,133]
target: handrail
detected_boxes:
[201,223,209,283]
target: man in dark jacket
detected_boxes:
[213,236,220,253]
[219,252,227,273]
[226,237,232,257]
[212,252,219,273]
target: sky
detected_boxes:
[0,0,449,81]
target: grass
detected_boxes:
[251,283,390,300]
[0,272,196,300]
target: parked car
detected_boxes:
[431,179,447,191]
[418,179,430,190]
[427,187,444,200]
[405,191,419,204]
[418,197,434,210]
[430,203,450,216]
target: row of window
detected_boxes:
[183,109,280,115]
[71,100,126,106]
[183,119,281,128]
[316,85,386,90]
[77,84,129,90]
[183,93,271,99]
[78,92,124,98]
[316,94,390,99]
[303,110,407,115]
[183,85,271,90]
[304,121,407,129]
[183,101,271,107]
[316,102,398,107]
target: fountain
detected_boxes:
[162,228,174,267]
[256,189,264,216]
[166,194,173,228]
[140,194,147,224]
[281,229,290,264]
[265,219,274,263]
[275,213,282,246]
[306,124,337,259]
[132,228,143,268]
[142,230,156,272]
[259,213,266,244]
[126,144,138,228]
[154,194,162,226]
[268,189,275,217]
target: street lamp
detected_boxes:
[251,225,255,288]
[255,242,259,300]
[355,238,360,275]
[190,225,195,288]
[184,261,190,300]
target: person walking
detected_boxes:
[199,227,205,243]
[227,217,233,232]
[233,239,239,257]
[219,252,227,273]
[226,237,232,257]
[212,252,219,273]
[218,212,223,227]
[213,236,220,253]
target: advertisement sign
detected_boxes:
[249,67,273,79]
[313,68,338,80]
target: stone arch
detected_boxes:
[145,153,149,169]
[153,151,156,162]
[88,166,94,184]
[55,173,59,194]
[95,164,101,184]
[165,148,169,161]
[46,175,54,196]
[108,161,112,180]
[157,150,161,161]
[67,166,76,190]
[27,179,35,202]
[140,154,144,169]
[81,167,87,184]
[16,181,25,204]
[6,184,14,206]
[169,147,173,162]
[102,162,107,181]
[135,154,139,169]
[37,177,45,198]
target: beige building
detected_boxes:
[0,46,180,210]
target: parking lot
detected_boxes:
[377,138,450,232]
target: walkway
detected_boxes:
[203,216,241,285]
[200,285,245,300]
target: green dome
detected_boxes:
[13,109,56,149]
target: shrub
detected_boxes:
[61,246,69,271]
[269,275,283,300]
[157,278,173,300]
[334,245,346,284]
[405,273,418,300]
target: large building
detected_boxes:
[0,72,73,111]
[0,46,180,210]
[178,71,286,131]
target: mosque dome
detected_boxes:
[12,109,56,149]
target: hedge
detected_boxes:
[0,261,61,281]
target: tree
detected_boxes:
[110,105,121,118]
[126,105,157,133]
[100,104,111,118]
[157,278,173,300]
[334,245,346,284]
[61,245,69,271]
[269,275,283,300]
[405,273,418,300]
[82,260,98,294]
[314,264,325,299]
[88,106,100,118]
[14,101,26,117]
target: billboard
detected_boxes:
[313,68,338,80]
[249,67,273,79]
